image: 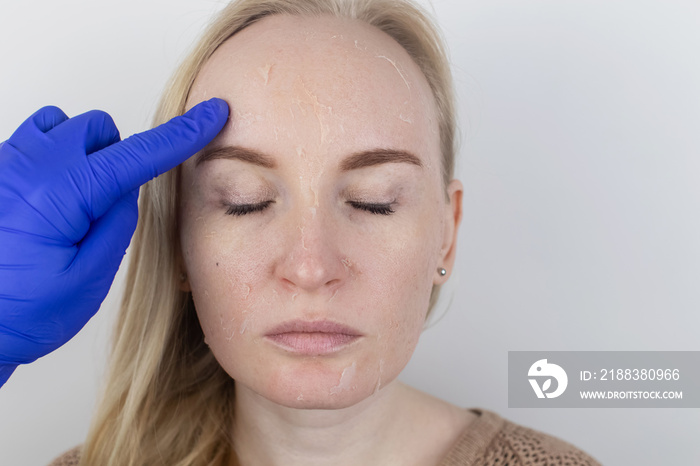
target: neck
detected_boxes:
[232,380,415,466]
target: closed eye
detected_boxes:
[347,200,395,215]
[225,200,274,216]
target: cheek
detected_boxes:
[179,209,277,343]
[362,208,441,305]
[348,216,442,368]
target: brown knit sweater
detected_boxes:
[48,409,601,465]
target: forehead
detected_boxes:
[185,14,440,168]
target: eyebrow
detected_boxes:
[196,146,276,168]
[340,148,423,171]
[195,146,423,171]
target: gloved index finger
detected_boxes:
[87,98,229,218]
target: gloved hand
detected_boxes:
[0,98,229,387]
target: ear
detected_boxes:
[175,242,192,292]
[435,179,463,284]
[179,271,192,292]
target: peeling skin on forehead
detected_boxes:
[184,14,441,177]
[258,63,273,85]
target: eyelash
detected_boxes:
[347,201,395,216]
[225,200,274,216]
[224,200,396,216]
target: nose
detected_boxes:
[275,206,347,296]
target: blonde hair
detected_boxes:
[79,1,456,464]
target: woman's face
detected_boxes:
[179,14,462,409]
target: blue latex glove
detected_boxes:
[0,98,229,387]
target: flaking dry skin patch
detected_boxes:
[258,63,273,85]
[329,361,357,395]
[373,359,385,395]
[376,55,411,91]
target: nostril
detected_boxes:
[278,277,297,295]
[325,278,341,287]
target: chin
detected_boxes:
[250,357,389,409]
[264,383,383,410]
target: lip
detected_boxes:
[264,319,363,355]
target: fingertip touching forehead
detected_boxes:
[183,13,442,181]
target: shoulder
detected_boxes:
[440,409,601,466]
[484,412,601,465]
[47,446,81,466]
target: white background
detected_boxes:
[1,0,699,464]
